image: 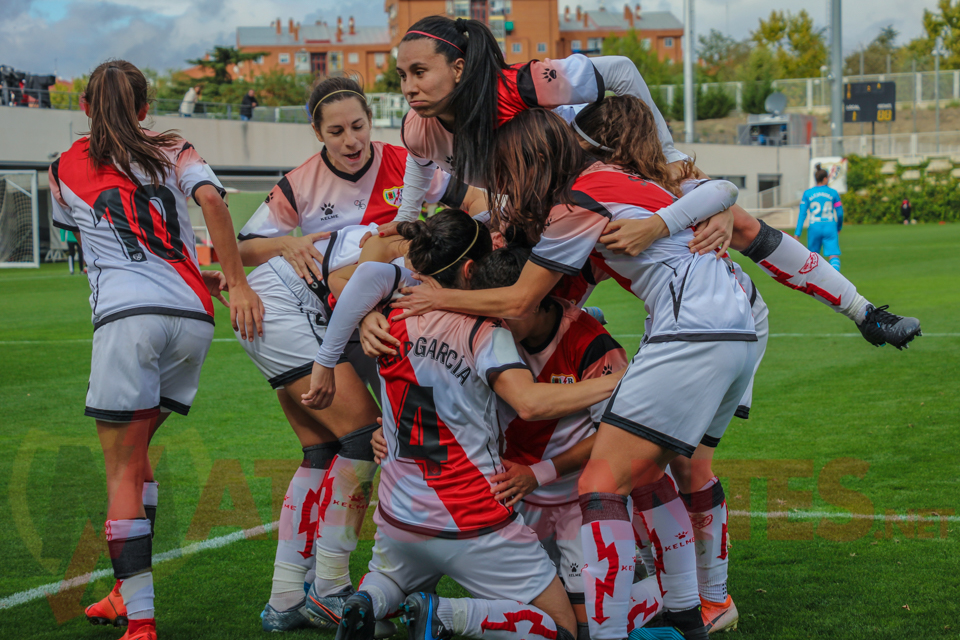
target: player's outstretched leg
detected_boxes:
[262,442,341,632]
[306,425,379,625]
[402,592,577,640]
[739,220,921,349]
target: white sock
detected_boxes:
[627,576,663,631]
[680,477,729,604]
[270,464,328,610]
[579,493,636,640]
[119,571,154,620]
[359,572,406,619]
[632,476,699,612]
[438,597,560,640]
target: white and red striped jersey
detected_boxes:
[376,305,529,537]
[499,299,625,505]
[238,141,459,240]
[49,135,223,329]
[530,163,756,344]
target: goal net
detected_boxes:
[0,171,39,268]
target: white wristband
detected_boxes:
[529,460,558,487]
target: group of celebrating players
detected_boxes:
[50,14,922,640]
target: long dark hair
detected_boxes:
[402,16,508,190]
[307,76,372,128]
[84,60,179,187]
[397,209,492,288]
[491,108,590,244]
[574,96,694,197]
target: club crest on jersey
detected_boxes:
[383,186,403,208]
[551,374,576,384]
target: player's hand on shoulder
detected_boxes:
[201,270,229,307]
[371,421,387,464]
[392,275,442,321]
[279,233,327,284]
[360,311,401,358]
[301,362,336,410]
[490,459,539,507]
[228,280,265,342]
[600,217,666,257]
[689,208,734,258]
[360,220,401,248]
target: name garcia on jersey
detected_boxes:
[379,335,472,386]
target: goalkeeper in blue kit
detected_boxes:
[795,164,843,271]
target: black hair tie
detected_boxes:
[455,18,468,33]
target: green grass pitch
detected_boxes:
[0,224,957,639]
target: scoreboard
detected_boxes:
[843,81,896,123]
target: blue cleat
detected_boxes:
[334,591,378,640]
[400,592,452,640]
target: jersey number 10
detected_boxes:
[93,185,187,264]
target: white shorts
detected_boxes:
[239,260,343,389]
[85,314,214,421]
[515,500,584,598]
[368,508,557,603]
[602,339,758,458]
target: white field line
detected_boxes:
[2,507,957,611]
[0,520,277,610]
[2,334,958,346]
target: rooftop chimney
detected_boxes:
[563,6,570,21]
[275,18,281,35]
[583,10,589,27]
[624,4,633,26]
[288,18,294,34]
[635,3,641,19]
[336,16,343,43]
[293,21,300,41]
[349,16,356,35]
[575,5,581,20]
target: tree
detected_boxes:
[602,30,679,87]
[751,10,827,79]
[698,29,750,81]
[188,46,267,84]
[844,26,899,75]
[372,57,401,93]
[902,0,960,69]
[739,45,777,114]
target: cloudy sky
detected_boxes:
[0,0,940,79]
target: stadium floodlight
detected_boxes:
[0,171,40,268]
[683,0,695,143]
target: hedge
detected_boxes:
[841,154,960,224]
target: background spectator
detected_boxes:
[901,198,912,225]
[179,84,202,117]
[240,89,258,121]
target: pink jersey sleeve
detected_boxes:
[471,319,529,386]
[519,55,603,110]
[174,141,226,204]
[529,201,609,275]
[237,176,299,239]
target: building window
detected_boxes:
[490,0,511,13]
[329,51,343,72]
[664,37,674,48]
[512,42,522,54]
[375,53,387,67]
[278,53,290,64]
[348,52,359,64]
[446,0,454,15]
[714,175,747,189]
[641,38,651,50]
[571,39,582,52]
[454,0,470,17]
[389,4,398,19]
[587,38,602,51]
[294,52,310,74]
[255,55,265,64]
[537,42,547,53]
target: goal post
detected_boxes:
[0,170,40,268]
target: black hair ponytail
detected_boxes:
[397,209,492,288]
[402,16,508,190]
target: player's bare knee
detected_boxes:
[531,576,577,634]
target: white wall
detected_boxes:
[0,107,402,173]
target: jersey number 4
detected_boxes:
[395,385,448,479]
[93,185,187,263]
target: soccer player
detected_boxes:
[302,210,642,640]
[794,164,843,271]
[392,106,760,640]
[49,60,262,640]
[233,77,475,632]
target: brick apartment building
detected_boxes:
[234,1,683,88]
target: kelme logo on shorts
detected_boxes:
[383,186,403,208]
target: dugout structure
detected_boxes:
[0,171,39,268]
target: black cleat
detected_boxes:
[858,304,922,350]
[660,607,709,640]
[334,592,377,640]
[400,593,453,640]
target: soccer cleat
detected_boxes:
[85,580,128,627]
[375,619,399,639]
[583,306,608,325]
[700,596,738,634]
[857,304,922,350]
[629,628,685,640]
[400,592,453,640]
[306,584,355,627]
[118,619,156,640]
[261,601,335,632]
[660,607,709,640]
[334,592,377,640]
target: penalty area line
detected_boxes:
[0,520,278,611]
[728,509,960,522]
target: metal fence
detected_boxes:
[0,89,411,127]
[650,69,960,114]
[810,131,960,158]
